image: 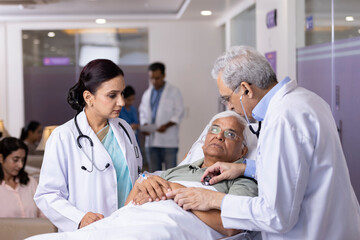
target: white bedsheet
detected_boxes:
[27,181,224,240]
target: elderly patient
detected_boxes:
[27,111,257,240]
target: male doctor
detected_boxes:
[139,62,184,172]
[167,46,360,239]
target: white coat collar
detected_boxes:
[262,78,298,123]
[271,78,297,103]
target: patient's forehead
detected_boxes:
[212,116,244,135]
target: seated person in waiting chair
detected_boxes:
[0,137,44,218]
[26,111,258,240]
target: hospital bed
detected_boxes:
[179,122,261,240]
[3,119,260,240]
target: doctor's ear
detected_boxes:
[83,90,94,106]
[240,82,254,98]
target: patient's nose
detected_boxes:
[215,131,225,142]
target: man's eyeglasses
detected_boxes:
[208,125,241,141]
[220,90,234,105]
[220,86,239,105]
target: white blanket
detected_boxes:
[27,181,224,240]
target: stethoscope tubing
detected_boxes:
[240,94,261,139]
[74,112,139,172]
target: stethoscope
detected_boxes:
[240,90,262,139]
[74,112,139,172]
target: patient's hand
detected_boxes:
[78,212,104,229]
[132,176,172,205]
[201,162,246,185]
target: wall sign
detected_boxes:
[43,57,71,66]
[265,51,276,74]
[306,16,313,31]
[266,9,277,29]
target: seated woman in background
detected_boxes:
[119,85,140,143]
[20,121,43,155]
[0,137,44,218]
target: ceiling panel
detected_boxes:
[0,0,184,15]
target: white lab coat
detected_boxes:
[139,82,184,148]
[221,79,360,239]
[34,111,142,232]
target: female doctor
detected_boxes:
[34,59,142,232]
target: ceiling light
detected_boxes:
[95,18,107,24]
[345,16,354,22]
[22,34,29,39]
[201,10,212,16]
[33,39,40,45]
[48,32,55,37]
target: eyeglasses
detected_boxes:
[208,125,241,141]
[220,90,234,105]
[220,86,239,105]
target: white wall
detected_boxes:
[0,23,7,124]
[0,20,222,162]
[256,0,297,81]
[148,21,222,161]
[6,23,24,138]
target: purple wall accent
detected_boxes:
[265,51,277,74]
[43,57,71,66]
[297,57,332,105]
[297,37,360,200]
[23,66,77,127]
[23,65,149,127]
[266,9,277,29]
[333,52,360,199]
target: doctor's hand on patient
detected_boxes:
[79,212,104,229]
[166,187,225,211]
[201,162,246,185]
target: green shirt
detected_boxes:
[160,159,258,197]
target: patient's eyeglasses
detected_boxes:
[208,125,241,141]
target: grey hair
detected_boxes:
[208,110,248,146]
[211,46,277,91]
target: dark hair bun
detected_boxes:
[67,82,85,111]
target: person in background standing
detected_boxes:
[119,85,140,144]
[139,62,184,172]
